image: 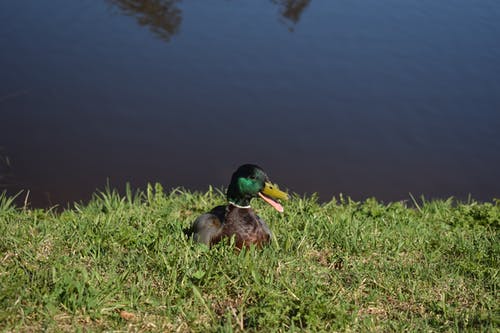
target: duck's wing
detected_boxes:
[256,214,273,238]
[188,205,226,245]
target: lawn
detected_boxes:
[0,184,498,331]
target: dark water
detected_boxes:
[1,0,499,207]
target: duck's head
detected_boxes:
[226,164,289,212]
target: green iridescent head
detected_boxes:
[226,164,288,212]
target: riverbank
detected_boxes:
[0,185,498,331]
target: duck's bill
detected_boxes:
[259,182,289,213]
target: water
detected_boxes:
[1,0,499,207]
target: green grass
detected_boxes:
[0,184,498,332]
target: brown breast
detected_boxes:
[210,205,271,249]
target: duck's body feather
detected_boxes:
[191,205,272,249]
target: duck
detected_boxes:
[187,164,288,249]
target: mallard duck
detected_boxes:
[187,164,288,249]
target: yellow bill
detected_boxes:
[259,182,289,213]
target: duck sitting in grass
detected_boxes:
[187,164,289,249]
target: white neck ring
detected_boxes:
[229,202,251,209]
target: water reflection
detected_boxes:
[273,0,311,29]
[108,0,182,41]
[0,149,12,187]
[108,0,311,41]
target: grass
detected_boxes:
[0,184,498,332]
